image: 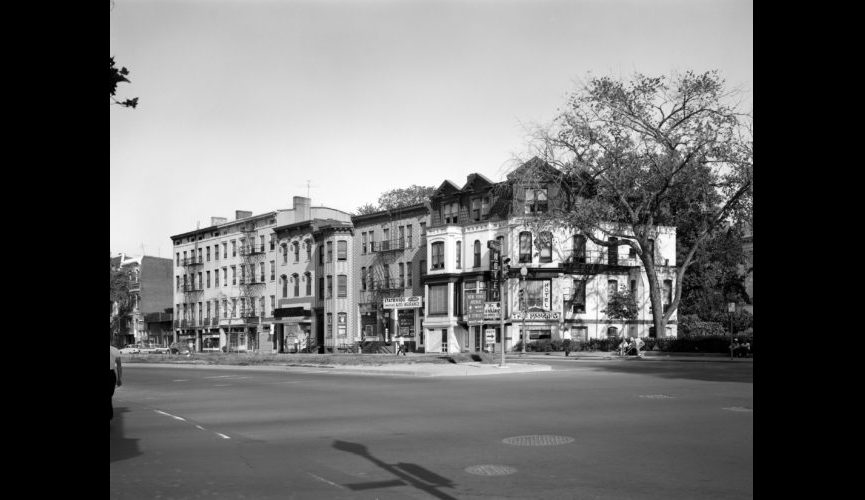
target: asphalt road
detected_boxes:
[110,360,753,499]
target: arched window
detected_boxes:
[519,231,532,263]
[281,275,288,298]
[281,244,288,264]
[305,240,312,261]
[293,242,300,262]
[293,273,300,297]
[305,272,312,295]
[539,232,552,263]
[474,240,481,267]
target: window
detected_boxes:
[420,259,426,275]
[482,197,490,217]
[222,300,228,318]
[539,232,552,263]
[338,240,347,260]
[519,231,532,263]
[222,242,228,259]
[214,245,219,260]
[260,297,265,316]
[206,271,211,288]
[442,202,459,224]
[222,267,227,286]
[398,226,405,248]
[293,273,300,297]
[260,262,265,282]
[474,240,481,267]
[608,279,619,300]
[232,298,237,317]
[431,242,445,269]
[319,277,324,297]
[369,231,375,252]
[406,225,413,247]
[281,275,288,298]
[214,301,219,319]
[176,276,180,291]
[338,274,347,297]
[305,272,312,295]
[270,296,275,314]
[198,248,202,262]
[608,237,618,265]
[362,232,368,253]
[420,222,426,236]
[326,275,333,298]
[407,263,412,287]
[456,241,461,269]
[361,267,367,291]
[232,240,237,257]
[198,272,203,289]
[383,264,390,286]
[206,246,211,261]
[327,313,333,335]
[183,251,187,263]
[429,284,448,315]
[319,245,324,265]
[326,241,333,262]
[471,198,481,220]
[572,235,586,263]
[524,280,549,309]
[270,261,275,280]
[176,253,180,266]
[281,244,288,264]
[383,228,390,250]
[293,242,300,262]
[525,188,548,214]
[398,263,404,288]
[306,240,312,261]
[630,279,637,297]
[663,279,673,312]
[572,279,586,313]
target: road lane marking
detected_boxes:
[307,472,345,489]
[215,433,231,439]
[204,375,235,379]
[155,410,232,440]
[172,379,189,382]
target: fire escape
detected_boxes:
[181,236,204,331]
[237,224,266,348]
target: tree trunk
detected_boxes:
[642,257,667,340]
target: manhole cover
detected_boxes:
[465,465,517,476]
[723,406,753,412]
[502,435,574,446]
[639,394,675,399]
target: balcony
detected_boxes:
[182,283,203,293]
[562,249,636,275]
[372,238,412,253]
[181,257,204,267]
[239,244,266,256]
[371,278,408,291]
[239,275,266,286]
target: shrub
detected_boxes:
[679,316,727,338]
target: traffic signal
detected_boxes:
[501,257,511,280]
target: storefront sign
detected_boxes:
[383,296,423,309]
[466,293,485,323]
[543,281,551,310]
[485,329,496,343]
[484,302,501,320]
[511,311,561,320]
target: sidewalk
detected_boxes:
[508,351,754,362]
[128,360,553,377]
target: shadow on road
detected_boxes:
[333,439,457,500]
[110,407,142,463]
[575,359,753,383]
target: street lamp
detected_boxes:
[520,265,528,354]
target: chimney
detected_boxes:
[293,196,311,221]
[211,216,227,226]
[235,210,253,220]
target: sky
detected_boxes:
[109,0,752,258]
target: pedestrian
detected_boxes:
[110,344,123,421]
[397,337,406,356]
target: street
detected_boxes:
[110,359,753,499]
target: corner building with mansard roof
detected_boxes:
[421,158,678,354]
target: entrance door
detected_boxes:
[441,329,448,353]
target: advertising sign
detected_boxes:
[398,309,415,337]
[383,296,423,309]
[511,311,561,320]
[484,302,501,320]
[543,281,551,310]
[466,293,485,323]
[485,329,496,343]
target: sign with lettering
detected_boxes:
[485,329,496,343]
[543,281,551,310]
[466,293,485,323]
[383,296,423,309]
[511,311,561,321]
[484,302,501,320]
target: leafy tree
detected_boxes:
[110,263,134,344]
[602,288,638,322]
[354,203,380,216]
[377,185,435,211]
[678,225,750,319]
[514,70,753,339]
[110,56,138,108]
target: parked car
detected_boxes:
[119,345,141,354]
[149,346,170,354]
[168,342,193,355]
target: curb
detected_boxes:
[124,362,553,377]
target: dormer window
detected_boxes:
[442,202,459,224]
[525,188,548,214]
